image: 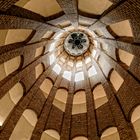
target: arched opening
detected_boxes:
[85,56,91,64]
[41,129,60,140]
[0,56,22,81]
[0,82,24,126]
[88,65,97,77]
[49,54,56,65]
[101,127,120,140]
[131,105,140,139]
[72,90,87,114]
[118,49,134,66]
[0,29,32,46]
[76,61,83,68]
[35,63,44,79]
[40,78,53,98]
[110,70,124,91]
[75,71,84,82]
[53,88,68,112]
[93,84,108,109]
[9,109,37,140]
[62,71,72,81]
[73,136,88,140]
[53,64,61,75]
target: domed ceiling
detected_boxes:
[0,0,140,140]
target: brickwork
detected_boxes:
[56,0,78,27]
[0,0,140,140]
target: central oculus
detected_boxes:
[64,32,89,56]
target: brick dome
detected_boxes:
[0,0,140,140]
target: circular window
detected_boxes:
[64,32,89,56]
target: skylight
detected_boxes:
[60,57,65,63]
[75,72,84,82]
[63,71,72,81]
[53,64,61,74]
[49,42,55,52]
[92,50,97,58]
[68,61,73,67]
[76,61,82,68]
[85,57,91,64]
[54,32,63,39]
[88,66,97,77]
[94,40,98,48]
[49,54,55,65]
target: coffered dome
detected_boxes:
[0,0,140,140]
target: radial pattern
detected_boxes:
[0,0,140,140]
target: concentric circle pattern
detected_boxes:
[64,32,89,56]
[0,0,140,140]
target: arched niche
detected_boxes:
[109,20,133,37]
[78,0,112,15]
[0,82,24,126]
[131,105,140,139]
[40,78,53,98]
[9,109,37,140]
[0,29,32,46]
[73,136,88,140]
[35,46,44,58]
[4,56,21,76]
[72,90,87,115]
[15,0,62,17]
[93,84,108,109]
[35,63,44,79]
[53,88,68,112]
[110,70,124,91]
[101,127,120,140]
[0,56,22,81]
[41,129,60,140]
[118,49,134,66]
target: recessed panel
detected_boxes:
[78,0,112,15]
[15,0,62,17]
